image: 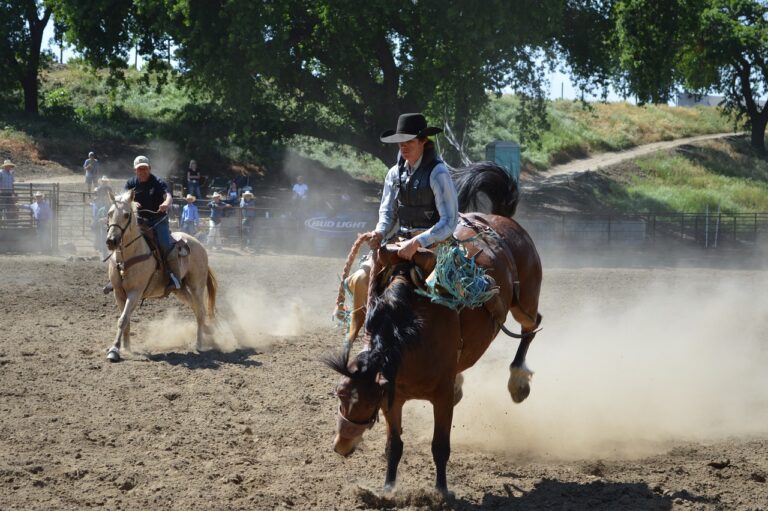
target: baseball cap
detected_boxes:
[133,155,150,169]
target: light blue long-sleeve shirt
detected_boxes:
[375,158,458,248]
[181,203,200,225]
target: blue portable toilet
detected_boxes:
[485,140,521,182]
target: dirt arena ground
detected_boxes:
[1,244,767,510]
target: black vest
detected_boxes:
[396,147,441,230]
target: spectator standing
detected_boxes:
[19,191,53,253]
[93,176,113,204]
[292,175,308,201]
[187,160,202,199]
[180,193,200,236]
[91,177,112,257]
[0,159,15,221]
[91,199,109,258]
[83,151,99,191]
[240,190,257,251]
[226,181,239,204]
[206,192,230,249]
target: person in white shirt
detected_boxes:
[292,176,309,200]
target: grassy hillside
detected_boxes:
[594,137,768,214]
[469,96,733,169]
[293,96,735,178]
[1,63,762,213]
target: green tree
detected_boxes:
[155,0,564,164]
[609,0,768,153]
[0,0,52,113]
[680,0,768,152]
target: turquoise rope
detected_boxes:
[415,239,499,311]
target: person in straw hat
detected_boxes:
[338,112,459,345]
[180,193,200,235]
[240,190,257,251]
[0,159,15,220]
[206,191,231,249]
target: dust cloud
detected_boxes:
[140,287,310,354]
[140,253,341,355]
[409,269,768,461]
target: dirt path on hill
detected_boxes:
[543,132,740,177]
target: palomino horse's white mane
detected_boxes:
[114,191,138,211]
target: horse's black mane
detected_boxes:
[322,349,354,378]
[361,271,421,376]
[451,161,519,217]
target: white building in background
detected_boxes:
[675,93,724,107]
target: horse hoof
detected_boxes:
[106,347,121,362]
[508,366,533,403]
[509,383,530,403]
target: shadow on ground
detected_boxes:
[146,348,262,369]
[356,478,717,510]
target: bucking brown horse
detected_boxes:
[325,212,542,494]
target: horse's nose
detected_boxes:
[106,237,116,250]
[333,435,359,457]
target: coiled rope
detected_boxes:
[333,232,373,324]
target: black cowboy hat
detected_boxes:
[380,113,443,143]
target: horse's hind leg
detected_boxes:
[506,308,542,403]
[188,285,210,351]
[453,373,464,406]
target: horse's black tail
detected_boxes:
[452,161,519,217]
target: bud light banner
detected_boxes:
[303,212,376,238]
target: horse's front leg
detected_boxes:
[431,391,454,494]
[107,289,140,362]
[382,402,404,493]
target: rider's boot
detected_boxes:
[165,247,183,290]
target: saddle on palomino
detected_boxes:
[138,224,190,274]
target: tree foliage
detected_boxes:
[151,0,566,164]
[0,0,53,113]
[577,0,768,153]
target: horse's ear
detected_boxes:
[108,190,115,203]
[128,188,135,202]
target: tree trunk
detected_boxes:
[750,116,767,155]
[22,74,39,114]
[20,5,51,115]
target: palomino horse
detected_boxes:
[104,190,217,361]
[326,212,542,493]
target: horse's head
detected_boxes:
[105,189,137,251]
[324,346,388,457]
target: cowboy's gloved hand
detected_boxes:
[397,238,421,261]
[367,231,383,250]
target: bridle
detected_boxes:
[107,206,143,250]
[334,386,384,439]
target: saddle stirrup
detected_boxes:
[169,272,181,289]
